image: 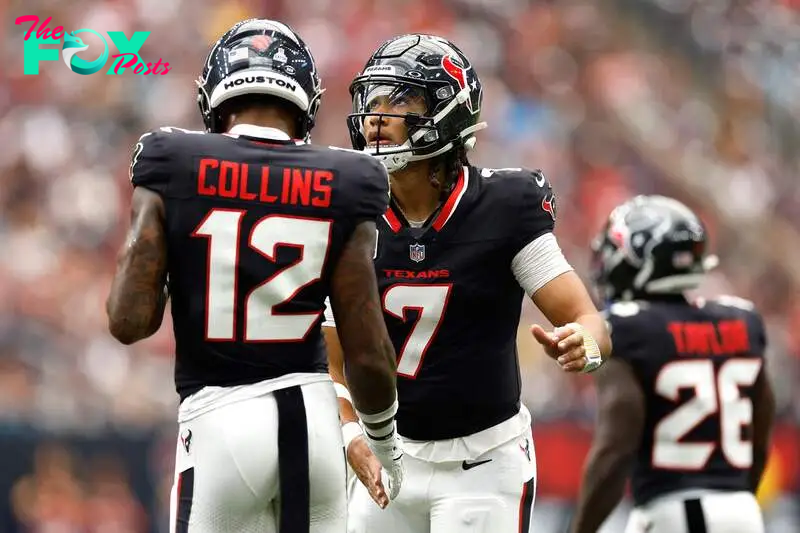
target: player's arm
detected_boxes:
[570,358,645,533]
[106,186,169,344]
[323,325,359,424]
[750,360,776,492]
[509,169,611,372]
[107,131,172,345]
[323,321,390,508]
[530,271,612,370]
[323,321,361,436]
[329,220,396,422]
[328,219,402,502]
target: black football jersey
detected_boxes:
[129,126,389,400]
[372,165,557,440]
[606,295,768,506]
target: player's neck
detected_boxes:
[227,109,297,138]
[390,163,444,223]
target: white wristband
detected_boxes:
[566,322,603,373]
[342,421,363,450]
[356,397,398,425]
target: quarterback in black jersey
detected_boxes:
[106,19,402,533]
[322,34,612,533]
[571,196,776,533]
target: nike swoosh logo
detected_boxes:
[461,459,492,470]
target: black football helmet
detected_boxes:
[196,19,323,140]
[592,195,719,303]
[347,34,486,172]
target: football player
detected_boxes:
[106,19,402,533]
[571,195,776,533]
[321,34,612,532]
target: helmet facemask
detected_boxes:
[347,76,484,173]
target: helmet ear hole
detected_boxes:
[703,254,719,272]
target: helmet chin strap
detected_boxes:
[372,141,453,173]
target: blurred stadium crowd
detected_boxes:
[1,0,798,531]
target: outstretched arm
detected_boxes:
[530,269,612,371]
[507,169,611,372]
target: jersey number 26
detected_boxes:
[653,358,762,470]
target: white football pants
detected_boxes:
[169,380,347,533]
[625,490,764,533]
[347,428,536,533]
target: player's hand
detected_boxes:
[531,323,587,372]
[363,425,404,502]
[347,435,390,509]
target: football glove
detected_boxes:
[364,423,404,500]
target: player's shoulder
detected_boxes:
[698,295,768,355]
[129,127,229,189]
[696,295,765,328]
[603,300,655,329]
[603,299,683,342]
[322,145,388,174]
[321,146,389,193]
[135,125,209,147]
[316,146,389,216]
[606,298,708,326]
[475,166,551,192]
[129,127,200,187]
[474,166,554,209]
[698,294,756,313]
[603,300,675,367]
[130,126,207,163]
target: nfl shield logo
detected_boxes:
[409,243,425,263]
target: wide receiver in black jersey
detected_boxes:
[322,34,612,532]
[106,19,402,533]
[571,195,776,533]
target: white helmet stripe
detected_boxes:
[264,21,300,45]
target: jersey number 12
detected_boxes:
[192,209,331,342]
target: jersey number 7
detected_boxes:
[383,284,453,378]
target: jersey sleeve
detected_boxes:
[750,311,768,357]
[508,169,557,256]
[604,302,651,371]
[710,295,768,357]
[129,130,173,195]
[351,155,390,222]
